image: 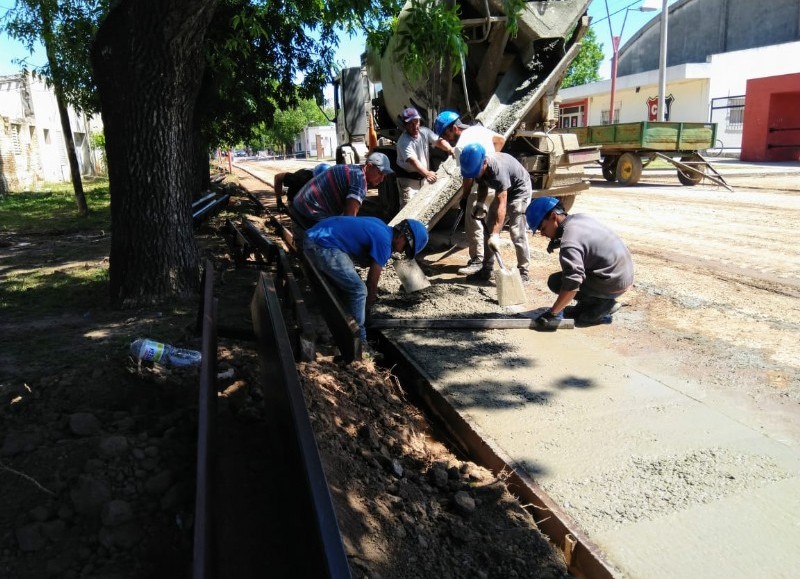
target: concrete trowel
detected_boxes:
[394,257,431,293]
[491,247,526,307]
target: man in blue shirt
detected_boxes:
[303,216,428,342]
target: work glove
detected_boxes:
[534,309,563,332]
[487,233,502,253]
[472,202,488,221]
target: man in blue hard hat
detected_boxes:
[303,216,429,342]
[290,153,394,248]
[459,143,531,283]
[434,111,506,275]
[525,197,634,330]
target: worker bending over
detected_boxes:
[289,152,393,248]
[434,111,505,276]
[303,216,428,342]
[273,163,329,212]
[459,143,531,283]
[526,196,634,330]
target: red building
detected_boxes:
[741,73,800,162]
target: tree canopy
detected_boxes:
[561,26,604,89]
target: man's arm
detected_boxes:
[365,261,383,309]
[434,137,455,157]
[343,198,361,216]
[273,172,287,209]
[407,156,437,182]
[488,190,508,235]
[491,134,506,153]
[550,289,578,316]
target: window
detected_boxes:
[11,124,22,154]
[559,104,584,129]
[726,97,745,132]
[601,108,621,125]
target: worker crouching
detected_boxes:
[526,197,634,330]
[303,216,429,342]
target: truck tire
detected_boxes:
[601,157,618,182]
[616,153,642,186]
[677,155,705,186]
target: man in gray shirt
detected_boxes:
[525,196,634,329]
[395,107,451,208]
[459,144,532,282]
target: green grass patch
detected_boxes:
[0,262,109,317]
[0,178,111,235]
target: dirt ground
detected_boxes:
[0,175,569,578]
[1,160,798,578]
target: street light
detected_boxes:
[655,0,669,121]
[605,0,658,125]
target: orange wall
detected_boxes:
[741,73,800,161]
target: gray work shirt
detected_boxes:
[558,213,635,296]
[478,153,532,202]
[396,126,438,175]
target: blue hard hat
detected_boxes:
[434,110,460,136]
[313,163,331,177]
[460,143,486,179]
[526,197,560,231]
[396,219,429,258]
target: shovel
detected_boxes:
[490,246,526,307]
[394,257,431,293]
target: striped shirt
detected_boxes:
[291,164,367,224]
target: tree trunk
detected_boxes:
[90,0,219,306]
[42,8,88,216]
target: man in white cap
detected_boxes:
[289,152,394,248]
[395,107,452,207]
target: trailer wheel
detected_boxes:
[601,157,618,182]
[677,155,705,186]
[616,153,642,186]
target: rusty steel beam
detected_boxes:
[370,317,575,330]
[375,334,617,579]
[193,260,218,579]
[300,253,362,363]
[250,273,352,579]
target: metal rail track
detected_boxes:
[191,257,351,578]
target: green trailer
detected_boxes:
[564,121,731,190]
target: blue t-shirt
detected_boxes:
[292,164,368,223]
[306,216,393,267]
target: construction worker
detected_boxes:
[395,107,452,207]
[303,216,429,342]
[525,196,634,330]
[289,152,394,248]
[273,163,329,212]
[459,143,531,283]
[434,111,506,275]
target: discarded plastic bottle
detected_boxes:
[129,338,202,368]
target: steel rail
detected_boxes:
[193,260,218,579]
[250,273,352,578]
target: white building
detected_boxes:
[559,0,800,155]
[0,73,102,192]
[292,124,337,159]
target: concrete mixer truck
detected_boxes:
[332,0,600,229]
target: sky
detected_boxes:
[0,0,675,79]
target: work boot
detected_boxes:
[575,298,621,326]
[466,268,494,283]
[458,257,484,275]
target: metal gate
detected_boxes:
[708,95,745,155]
